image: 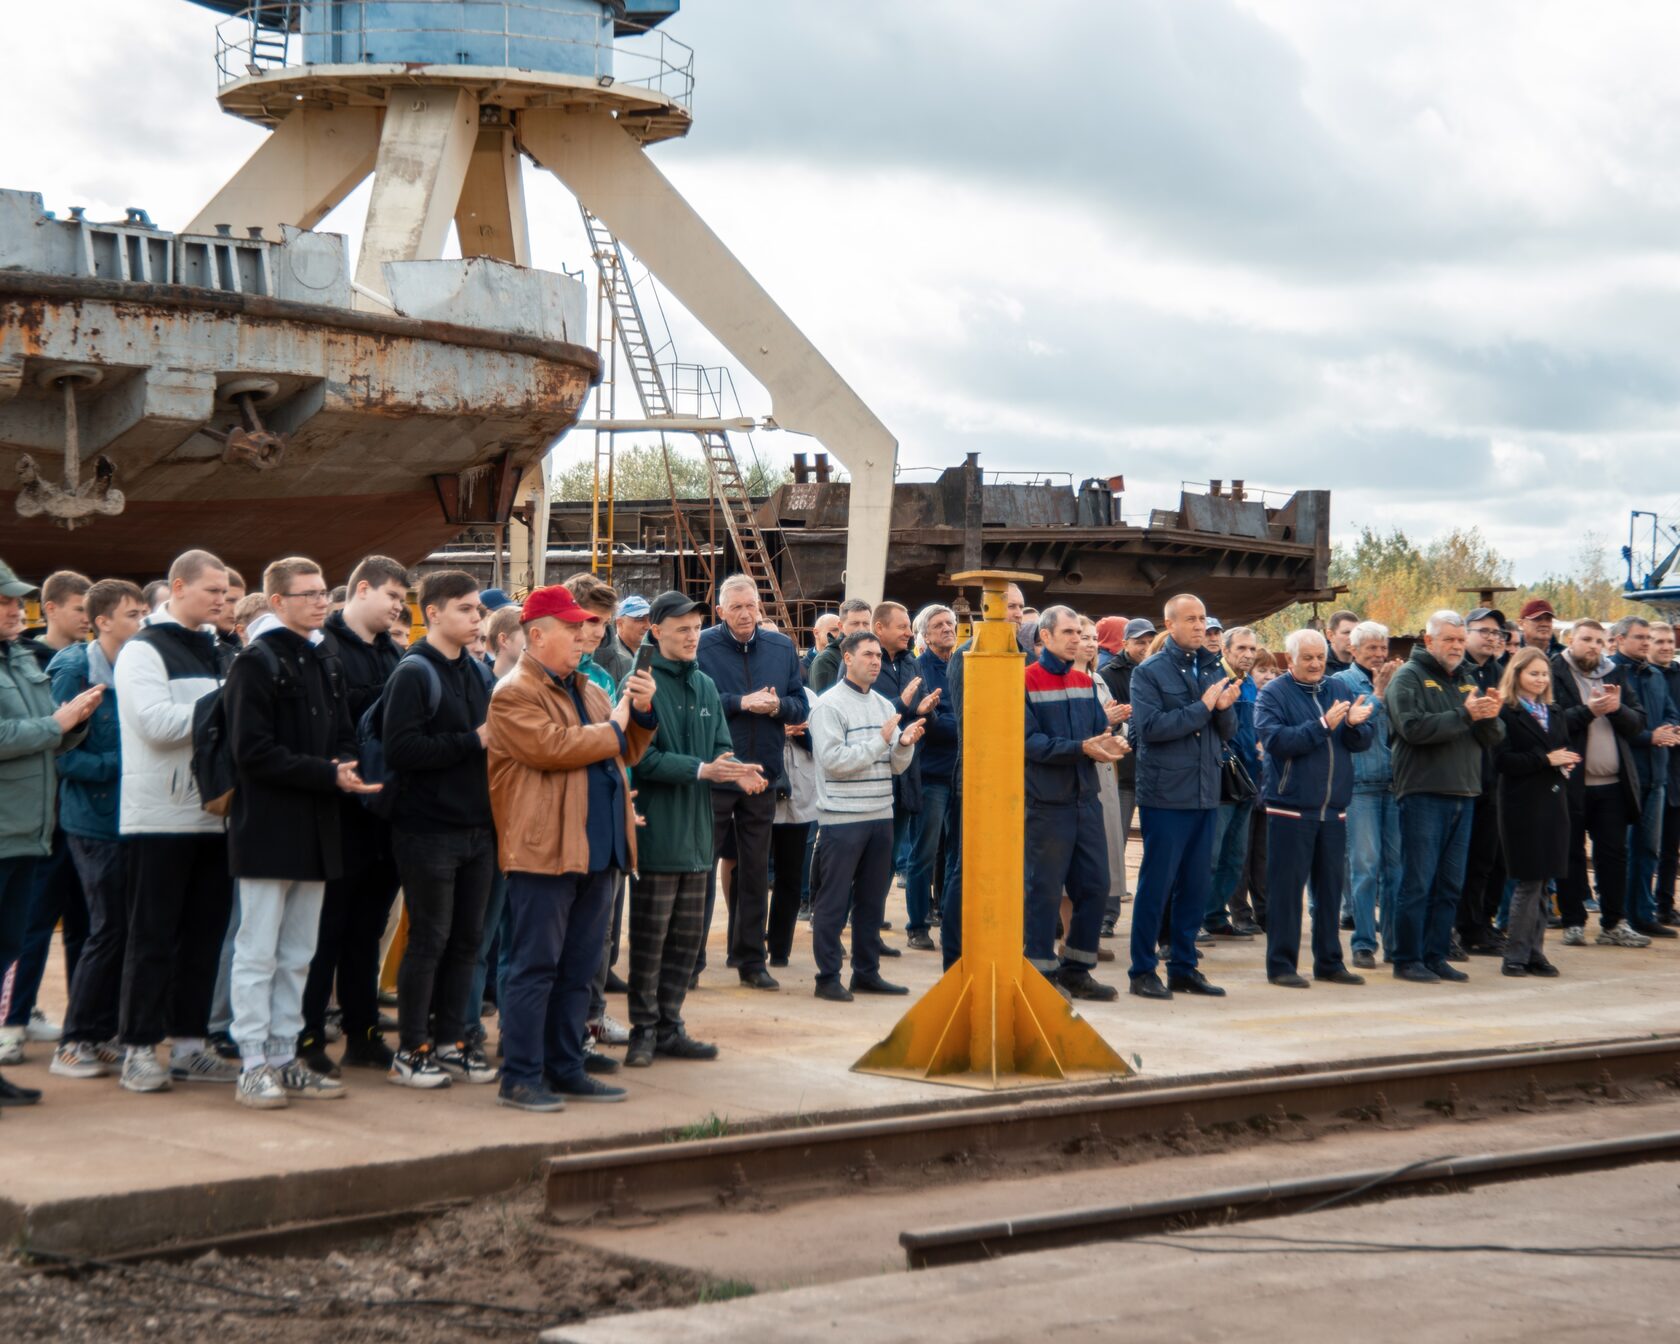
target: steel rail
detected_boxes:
[899,1129,1680,1269]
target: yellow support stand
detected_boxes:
[853,571,1133,1090]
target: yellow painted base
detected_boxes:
[852,955,1134,1091]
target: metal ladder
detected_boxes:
[579,207,791,629]
[248,2,294,70]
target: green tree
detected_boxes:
[552,442,790,502]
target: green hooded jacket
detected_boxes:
[0,637,83,859]
[629,647,734,872]
[1385,645,1505,799]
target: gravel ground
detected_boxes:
[3,1190,714,1343]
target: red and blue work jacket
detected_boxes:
[1024,650,1111,808]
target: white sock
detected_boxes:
[172,1037,205,1061]
[267,1053,293,1069]
[242,1054,265,1073]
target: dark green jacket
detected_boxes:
[1385,645,1505,799]
[630,648,734,872]
[808,635,843,693]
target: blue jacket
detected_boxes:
[913,647,958,784]
[1256,672,1373,814]
[1130,639,1237,810]
[1332,662,1393,790]
[874,643,928,812]
[1024,650,1109,807]
[1608,653,1676,793]
[696,623,809,791]
[1223,662,1260,782]
[47,641,123,841]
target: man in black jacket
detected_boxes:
[1551,620,1647,946]
[695,574,809,989]
[871,602,940,901]
[383,569,497,1087]
[302,555,408,1074]
[225,558,377,1109]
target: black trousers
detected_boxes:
[767,821,812,963]
[1457,789,1506,943]
[706,788,776,975]
[393,824,495,1050]
[118,833,233,1047]
[1264,811,1349,979]
[811,818,893,982]
[628,870,707,1036]
[1560,786,1627,929]
[1658,801,1680,920]
[62,836,128,1045]
[303,824,402,1041]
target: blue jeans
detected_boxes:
[905,782,952,936]
[1628,782,1666,927]
[3,832,86,1027]
[1346,788,1400,957]
[1131,805,1214,980]
[1024,799,1109,974]
[502,869,614,1089]
[1204,798,1253,930]
[1393,794,1473,969]
[468,869,509,1034]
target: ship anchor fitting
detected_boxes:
[14,366,126,531]
[206,378,289,471]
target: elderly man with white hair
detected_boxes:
[1383,610,1506,984]
[1254,630,1375,988]
[1332,621,1401,968]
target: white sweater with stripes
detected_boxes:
[809,678,916,826]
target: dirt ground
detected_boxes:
[2,1190,720,1344]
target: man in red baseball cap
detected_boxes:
[484,585,658,1111]
[1520,599,1560,657]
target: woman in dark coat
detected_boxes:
[1495,648,1580,977]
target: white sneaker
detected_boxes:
[435,1041,498,1085]
[25,1008,61,1042]
[1596,923,1652,948]
[277,1059,346,1101]
[120,1046,173,1093]
[0,1026,25,1066]
[170,1049,240,1084]
[590,1014,631,1047]
[236,1065,288,1110]
[50,1041,110,1079]
[1561,926,1586,947]
[388,1046,452,1089]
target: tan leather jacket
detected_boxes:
[486,652,654,876]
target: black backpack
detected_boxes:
[191,640,283,818]
[356,656,443,819]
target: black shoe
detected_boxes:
[605,969,632,993]
[656,1031,719,1060]
[1201,924,1252,941]
[0,1071,43,1106]
[769,955,790,969]
[1545,915,1563,930]
[1446,934,1469,963]
[878,944,903,958]
[1466,937,1506,957]
[549,1074,628,1103]
[1394,963,1441,984]
[1056,968,1119,1002]
[1269,972,1311,989]
[1339,915,1354,931]
[1631,921,1678,939]
[1128,972,1172,1001]
[880,920,894,930]
[208,1030,240,1061]
[624,1031,655,1068]
[850,972,910,995]
[377,1012,398,1033]
[582,1039,620,1075]
[689,969,702,990]
[739,969,780,990]
[1659,911,1680,928]
[928,909,942,929]
[298,1035,340,1079]
[906,931,936,952]
[1501,962,1528,977]
[1100,919,1117,939]
[1232,918,1263,937]
[497,1080,566,1113]
[1168,970,1226,997]
[1428,961,1470,983]
[1314,968,1365,986]
[1352,949,1377,970]
[814,979,854,1002]
[1526,959,1561,978]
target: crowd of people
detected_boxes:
[0,548,1677,1115]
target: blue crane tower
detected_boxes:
[1625,505,1680,619]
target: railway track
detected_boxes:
[544,1034,1680,1224]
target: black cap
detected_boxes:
[648,590,700,625]
[1465,607,1507,627]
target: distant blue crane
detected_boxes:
[1624,503,1680,619]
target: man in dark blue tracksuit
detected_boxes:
[1255,630,1374,987]
[1128,595,1239,999]
[1024,607,1125,1001]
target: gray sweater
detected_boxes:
[809,678,916,825]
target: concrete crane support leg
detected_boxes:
[518,108,897,605]
[455,128,532,267]
[355,88,480,307]
[186,107,383,242]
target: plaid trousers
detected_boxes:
[628,870,707,1036]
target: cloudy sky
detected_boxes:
[7,0,1680,579]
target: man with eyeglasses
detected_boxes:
[1457,607,1512,957]
[221,558,378,1109]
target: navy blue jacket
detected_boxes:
[48,640,122,841]
[913,647,957,784]
[1255,672,1373,815]
[1129,639,1236,810]
[1024,650,1109,807]
[1224,664,1260,783]
[1660,662,1680,795]
[696,623,809,791]
[874,643,929,812]
[1609,653,1677,792]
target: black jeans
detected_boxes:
[394,824,495,1050]
[303,822,402,1042]
[118,834,234,1047]
[704,788,776,976]
[3,828,88,1027]
[1560,786,1627,930]
[0,857,37,981]
[767,821,812,963]
[1457,789,1506,944]
[1231,801,1269,929]
[62,836,128,1045]
[1658,801,1680,920]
